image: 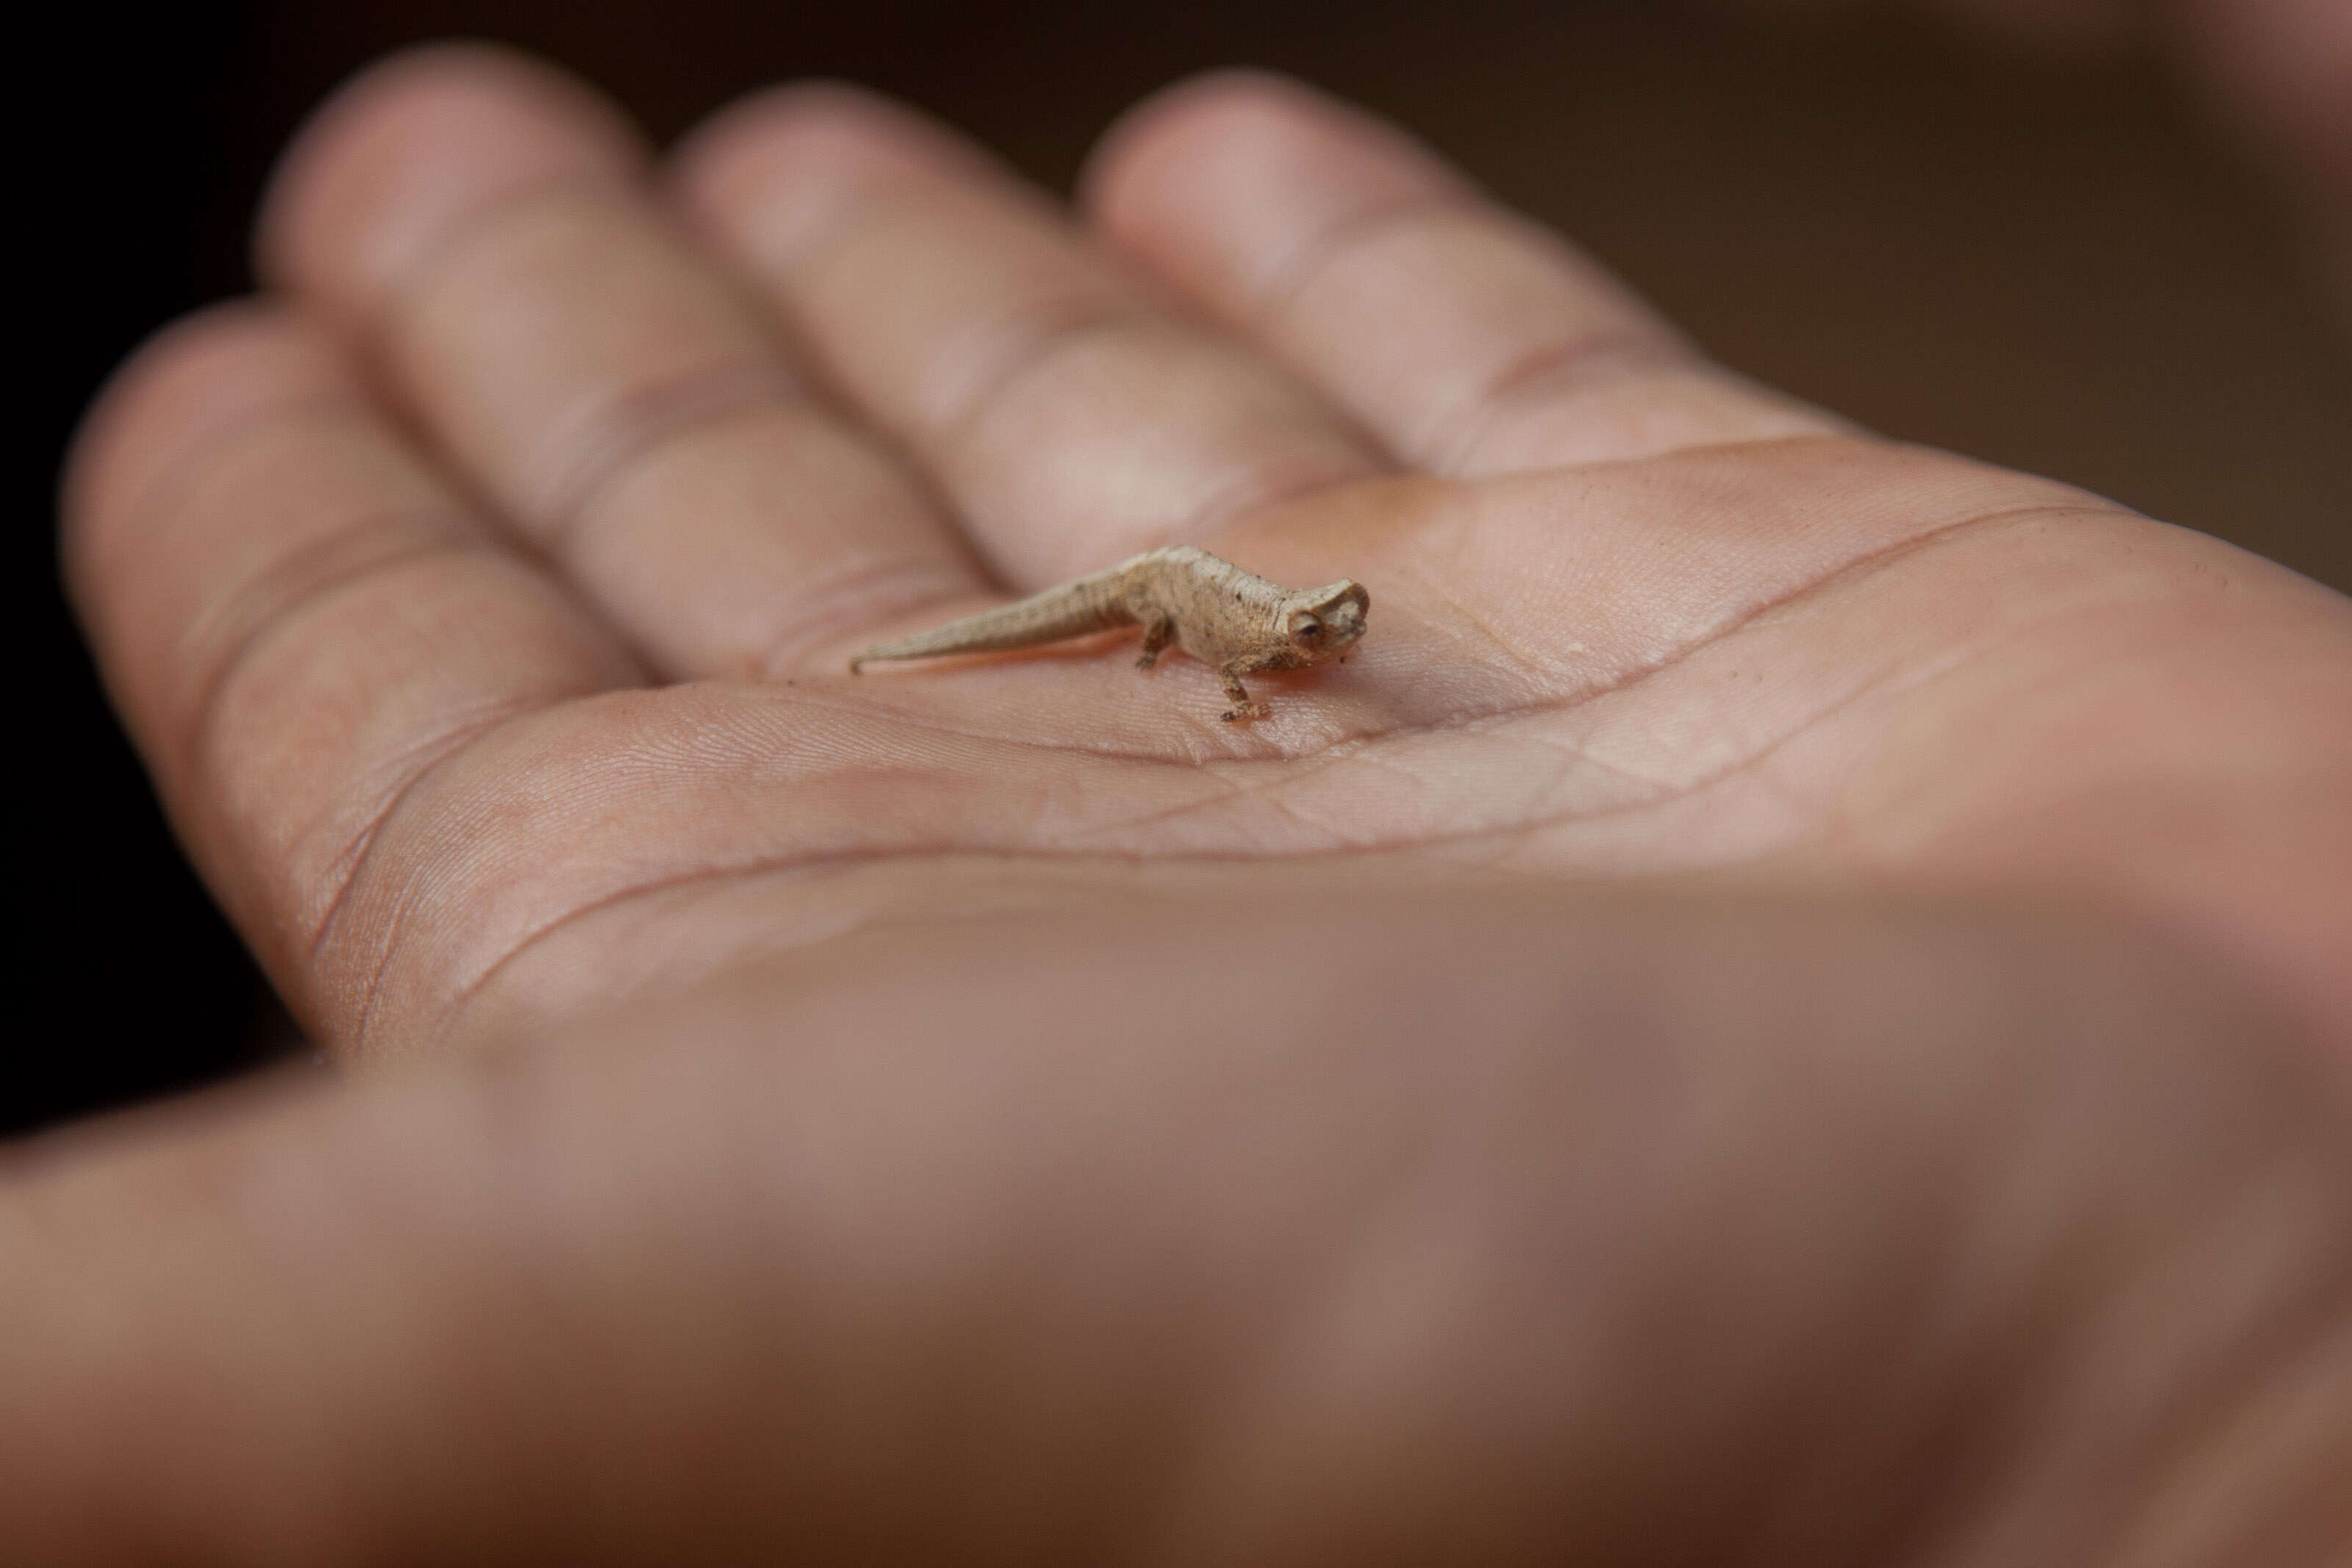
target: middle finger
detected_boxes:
[671,84,1393,588]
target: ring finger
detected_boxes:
[261,45,988,679]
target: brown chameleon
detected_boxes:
[849,546,1370,721]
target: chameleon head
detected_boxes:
[1281,581,1370,666]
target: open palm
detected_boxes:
[68,48,2352,1061]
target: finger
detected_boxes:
[671,84,1390,588]
[62,304,639,1035]
[260,45,985,678]
[6,895,2346,1561]
[1086,73,1841,477]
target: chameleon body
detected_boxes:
[849,545,1369,721]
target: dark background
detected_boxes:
[15,0,2352,1137]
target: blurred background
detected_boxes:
[14,0,2352,1136]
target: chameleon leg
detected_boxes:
[1134,613,1175,671]
[1218,665,1271,722]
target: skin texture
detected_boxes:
[57,54,2352,1064]
[849,544,1370,719]
[24,26,2352,1564]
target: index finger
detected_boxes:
[1088,74,1839,476]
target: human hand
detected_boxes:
[28,46,2352,1560]
[63,49,2352,1061]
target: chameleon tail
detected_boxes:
[849,569,1137,671]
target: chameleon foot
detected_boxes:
[1220,702,1272,722]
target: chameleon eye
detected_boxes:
[1293,616,1324,640]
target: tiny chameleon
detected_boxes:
[849,546,1369,721]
